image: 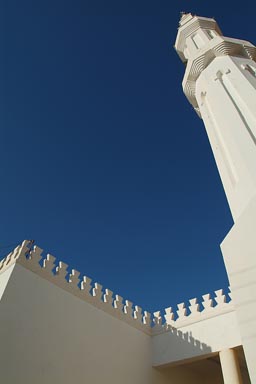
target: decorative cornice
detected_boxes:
[175,14,256,115]
[0,241,152,335]
[175,15,221,63]
[183,38,256,115]
[152,288,234,335]
[0,241,235,337]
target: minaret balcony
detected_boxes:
[181,36,256,115]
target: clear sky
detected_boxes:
[1,0,255,314]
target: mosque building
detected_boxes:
[0,13,255,383]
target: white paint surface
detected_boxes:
[0,263,15,301]
[0,263,151,384]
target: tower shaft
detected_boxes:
[175,14,256,383]
[196,55,256,221]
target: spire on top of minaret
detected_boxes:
[174,13,256,117]
[179,12,193,27]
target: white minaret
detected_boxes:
[175,13,256,383]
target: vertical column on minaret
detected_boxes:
[175,13,256,384]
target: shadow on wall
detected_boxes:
[153,323,212,367]
[152,326,221,384]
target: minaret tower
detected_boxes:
[175,13,256,383]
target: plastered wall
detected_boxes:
[152,310,241,367]
[0,263,151,384]
[0,244,245,383]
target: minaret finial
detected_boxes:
[179,12,193,26]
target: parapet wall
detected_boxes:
[153,288,234,334]
[0,240,235,336]
[0,240,151,334]
[0,241,152,384]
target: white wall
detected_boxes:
[196,55,256,221]
[152,311,241,367]
[0,264,15,301]
[0,244,246,384]
[222,194,256,384]
[0,263,151,384]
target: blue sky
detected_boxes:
[1,0,255,313]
